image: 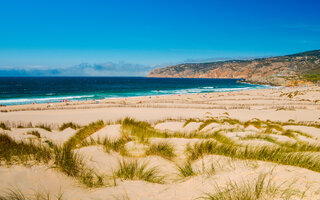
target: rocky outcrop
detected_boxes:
[148,50,320,86]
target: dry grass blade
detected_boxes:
[53,145,104,187]
[0,122,11,131]
[186,140,320,173]
[64,120,105,149]
[0,188,64,200]
[27,131,41,138]
[0,134,51,164]
[145,142,176,160]
[35,124,52,132]
[59,122,81,131]
[115,159,164,183]
[177,160,196,178]
[202,174,280,200]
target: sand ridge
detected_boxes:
[1,86,320,199]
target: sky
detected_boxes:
[0,0,320,76]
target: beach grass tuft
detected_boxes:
[80,136,130,156]
[59,122,81,131]
[0,188,27,200]
[202,174,280,200]
[145,142,176,160]
[0,188,64,200]
[64,120,105,149]
[244,119,263,129]
[0,133,103,187]
[27,130,41,138]
[177,160,196,178]
[0,134,51,164]
[121,117,164,142]
[115,159,164,183]
[103,137,129,156]
[35,124,52,132]
[53,145,103,187]
[183,118,199,127]
[0,122,11,131]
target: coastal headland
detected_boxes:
[148,49,320,86]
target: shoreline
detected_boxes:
[0,85,319,125]
[0,77,272,107]
[0,85,276,112]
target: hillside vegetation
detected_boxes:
[148,50,320,86]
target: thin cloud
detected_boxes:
[0,62,155,76]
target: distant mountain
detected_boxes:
[148,50,320,86]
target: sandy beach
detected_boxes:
[1,86,320,200]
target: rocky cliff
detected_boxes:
[148,50,320,86]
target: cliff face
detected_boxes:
[148,50,320,86]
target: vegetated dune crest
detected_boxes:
[1,113,320,200]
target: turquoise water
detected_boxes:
[0,77,271,105]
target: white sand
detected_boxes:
[1,86,320,199]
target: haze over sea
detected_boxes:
[0,77,270,105]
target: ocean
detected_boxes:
[0,77,271,105]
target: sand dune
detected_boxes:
[1,86,320,199]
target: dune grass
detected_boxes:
[282,130,297,138]
[103,137,129,156]
[0,122,11,131]
[198,119,219,131]
[122,117,195,140]
[282,141,320,152]
[53,120,106,187]
[3,121,34,129]
[64,120,105,149]
[52,145,103,187]
[242,134,320,152]
[263,123,284,133]
[35,124,52,132]
[202,174,281,200]
[27,131,41,138]
[0,134,51,165]
[186,140,320,173]
[121,117,162,142]
[80,136,130,156]
[290,129,313,138]
[183,118,199,127]
[115,159,164,183]
[244,119,263,129]
[0,188,64,200]
[122,117,243,142]
[199,160,216,177]
[177,158,218,178]
[195,117,316,138]
[0,133,103,187]
[121,117,315,146]
[3,116,320,189]
[198,117,243,131]
[177,161,196,177]
[59,122,81,131]
[145,142,176,160]
[209,131,236,145]
[53,146,82,176]
[121,117,320,174]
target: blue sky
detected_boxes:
[0,0,319,75]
